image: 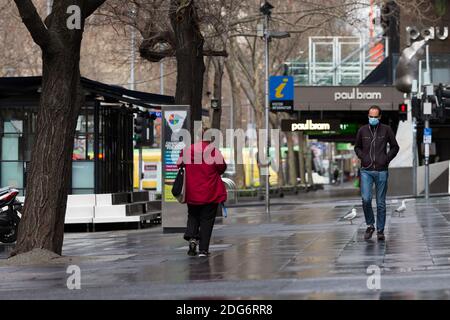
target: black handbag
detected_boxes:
[171,166,186,203]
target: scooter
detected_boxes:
[0,187,22,243]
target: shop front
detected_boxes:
[0,77,174,195]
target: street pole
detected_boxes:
[412,115,418,196]
[249,107,254,187]
[130,26,136,91]
[424,45,431,200]
[160,45,164,95]
[328,143,333,185]
[129,10,142,191]
[424,118,430,199]
[411,80,418,197]
[264,11,270,215]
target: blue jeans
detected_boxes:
[360,169,389,233]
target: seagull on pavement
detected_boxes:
[343,207,357,224]
[394,200,406,217]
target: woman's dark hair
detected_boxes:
[368,105,382,116]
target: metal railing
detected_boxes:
[221,177,238,204]
[286,35,388,86]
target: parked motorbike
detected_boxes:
[0,187,22,243]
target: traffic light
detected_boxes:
[134,113,146,145]
[398,102,408,121]
[411,96,422,120]
[435,83,450,108]
[434,83,450,122]
[260,1,274,16]
[134,112,159,147]
[380,4,390,37]
[146,112,157,146]
[283,63,289,76]
[380,1,400,53]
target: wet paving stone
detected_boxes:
[1,195,450,299]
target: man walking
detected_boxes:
[354,105,400,241]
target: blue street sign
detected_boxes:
[269,76,294,111]
[424,127,432,144]
[150,111,162,118]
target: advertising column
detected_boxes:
[161,105,190,232]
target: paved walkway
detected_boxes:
[1,194,450,299]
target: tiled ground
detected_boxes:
[1,194,450,299]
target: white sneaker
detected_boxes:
[198,251,209,257]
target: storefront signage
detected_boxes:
[407,26,449,43]
[334,88,382,101]
[161,105,190,232]
[281,119,340,132]
[162,111,188,202]
[269,76,294,111]
[293,85,404,111]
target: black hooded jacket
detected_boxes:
[354,123,400,171]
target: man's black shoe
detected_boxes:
[364,226,375,240]
[377,232,385,241]
[188,239,197,256]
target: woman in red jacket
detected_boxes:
[177,128,227,257]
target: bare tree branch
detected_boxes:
[83,0,108,18]
[13,0,50,49]
[203,49,228,57]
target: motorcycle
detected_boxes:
[0,187,22,243]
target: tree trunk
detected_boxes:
[211,58,223,130]
[202,56,212,112]
[170,0,205,133]
[253,99,265,193]
[305,135,314,188]
[277,131,285,187]
[298,131,306,186]
[14,53,83,256]
[11,0,105,256]
[286,132,297,186]
[224,60,245,189]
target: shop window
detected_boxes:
[73,135,87,160]
[72,161,94,191]
[73,111,95,161]
[1,121,24,190]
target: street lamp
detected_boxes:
[260,1,290,215]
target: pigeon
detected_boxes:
[394,200,406,217]
[343,208,357,224]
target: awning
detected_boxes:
[0,76,175,108]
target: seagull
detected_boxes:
[343,208,357,224]
[394,200,406,217]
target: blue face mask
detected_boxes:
[369,117,379,126]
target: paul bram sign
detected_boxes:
[281,119,340,132]
[293,86,404,111]
[334,88,382,101]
